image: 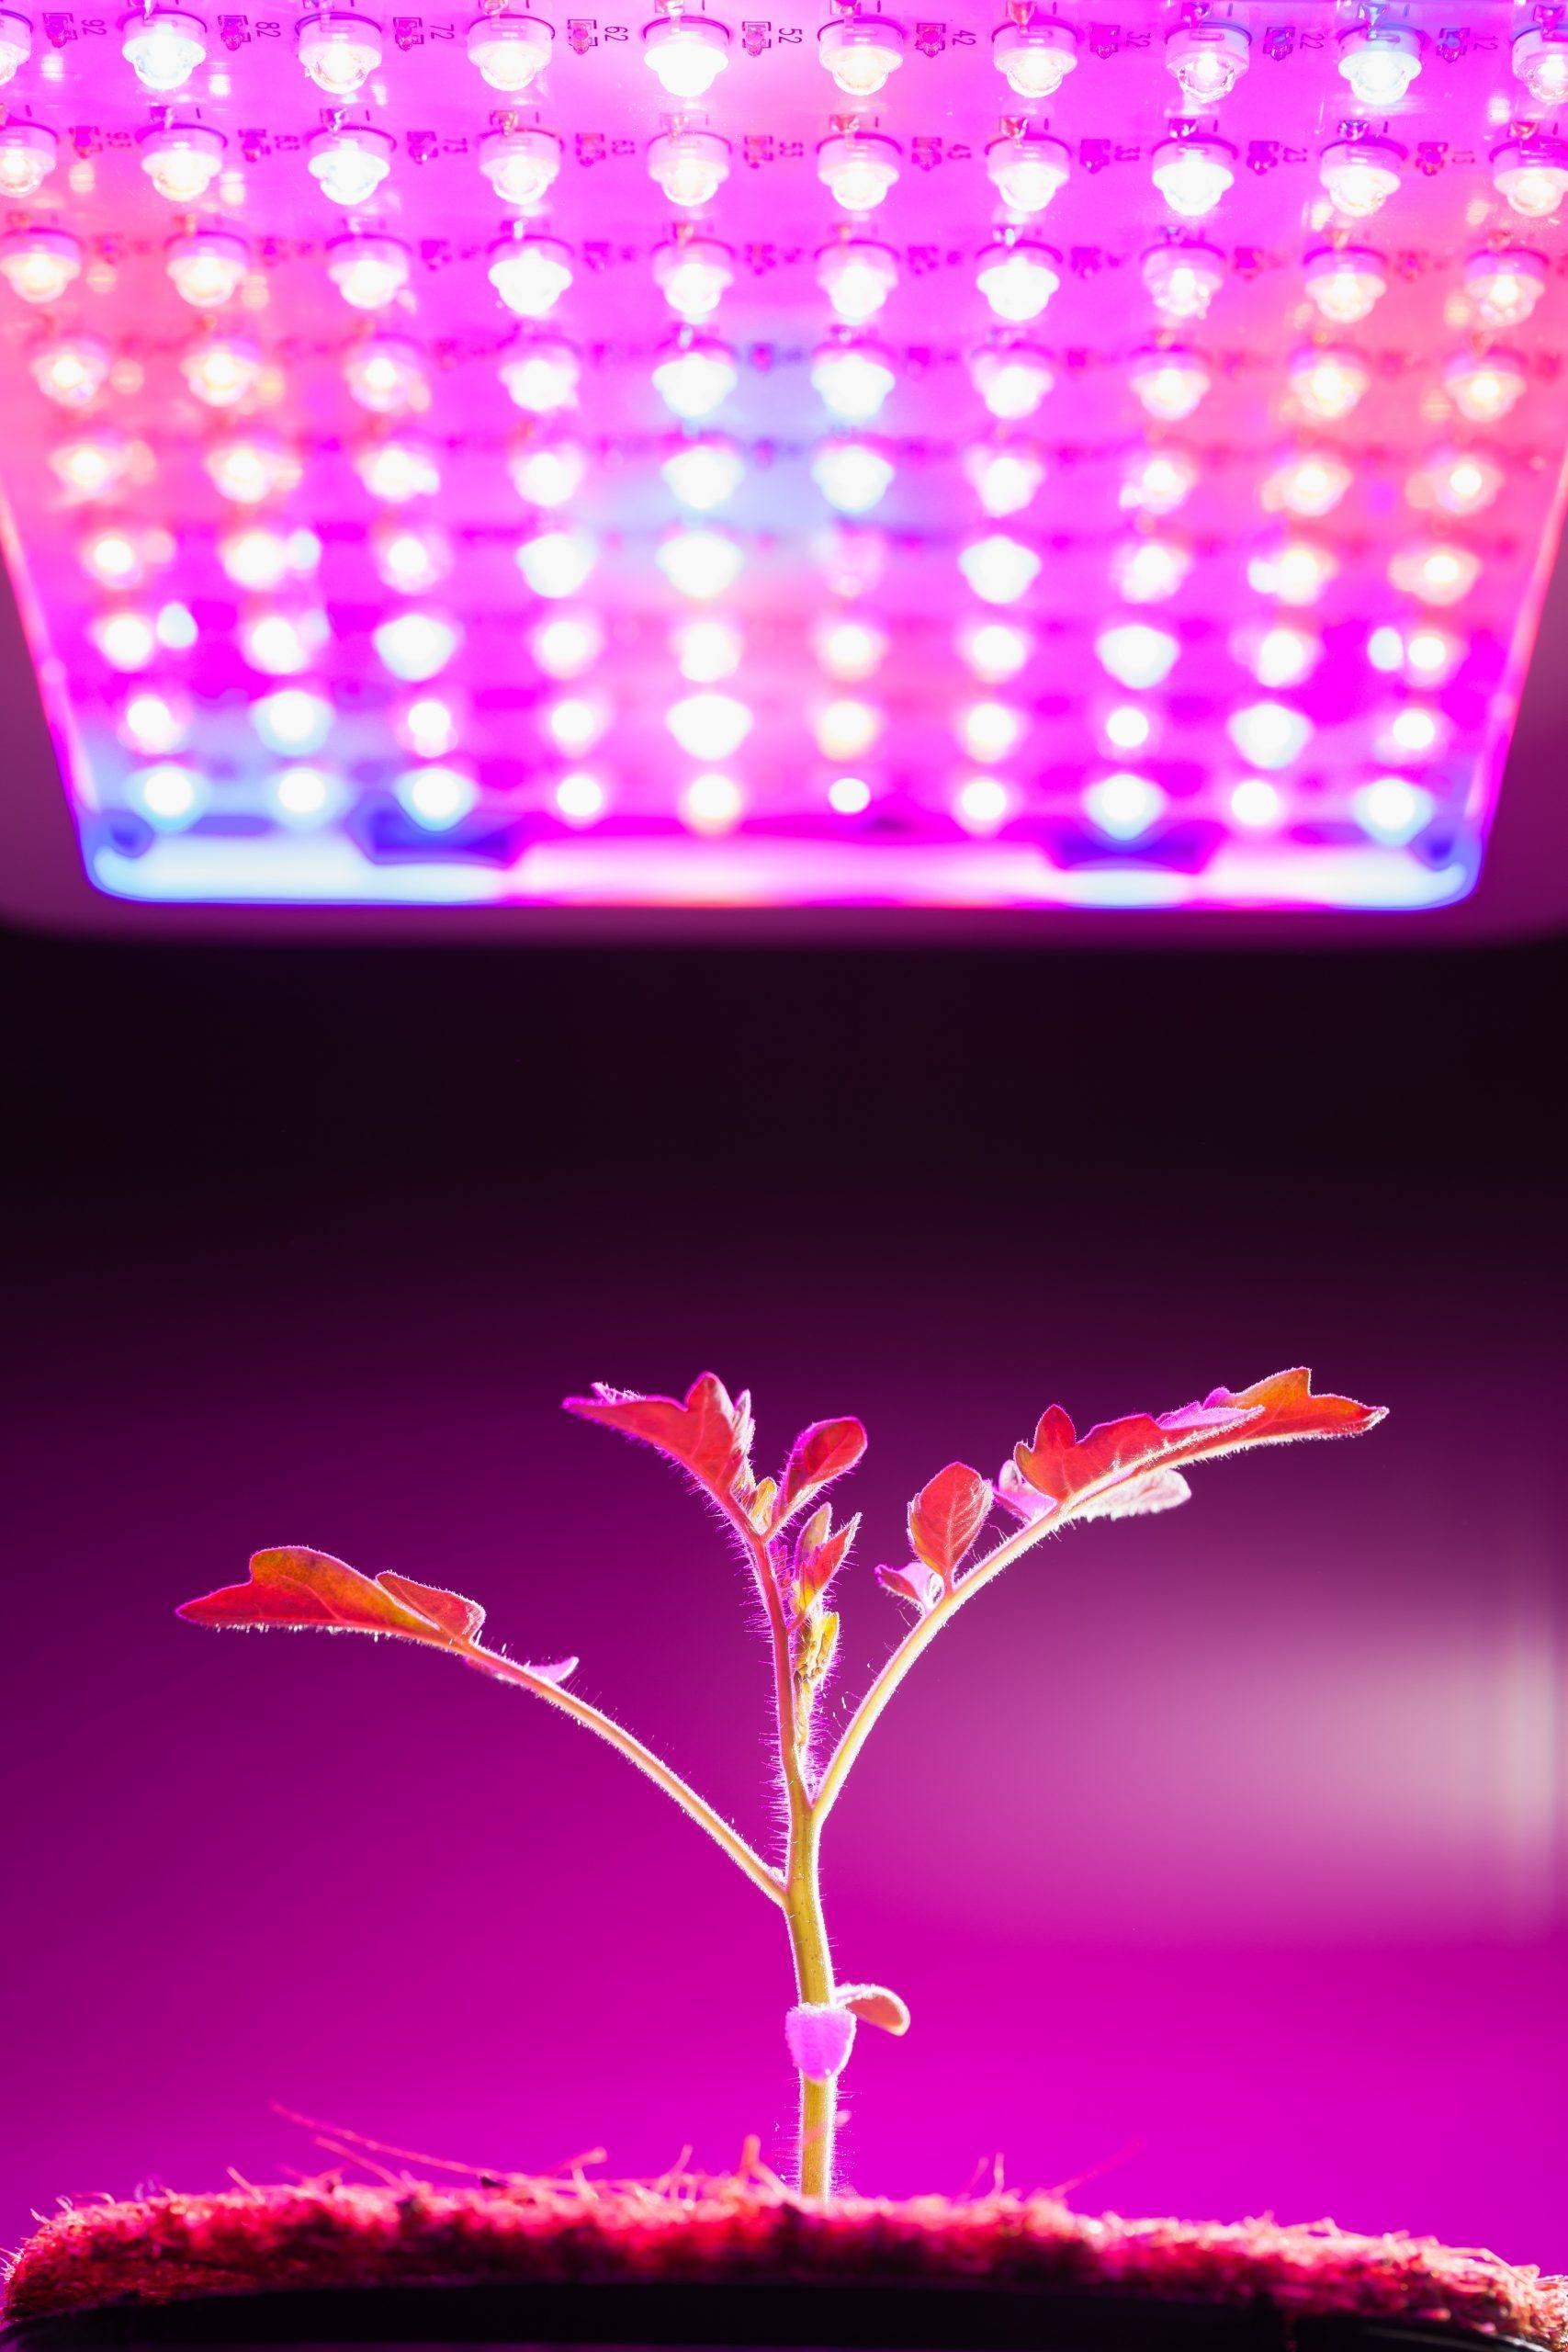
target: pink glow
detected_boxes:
[2,2,1566,908]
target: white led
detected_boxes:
[81,526,154,590]
[661,433,745,510]
[817,236,897,325]
[1388,539,1481,605]
[642,14,729,99]
[958,532,1040,605]
[501,333,581,413]
[308,123,394,207]
[355,432,440,502]
[0,120,57,198]
[120,685,189,754]
[987,130,1070,216]
[667,688,751,759]
[1491,141,1568,220]
[1141,242,1224,322]
[1416,447,1503,518]
[165,227,249,310]
[1352,776,1433,845]
[1113,537,1190,604]
[1379,704,1447,760]
[1337,24,1422,107]
[810,435,894,514]
[964,439,1044,518]
[1248,537,1337,605]
[647,126,729,209]
[815,697,880,760]
[1227,700,1311,769]
[957,699,1025,763]
[219,526,293,592]
[818,130,900,212]
[121,6,207,91]
[1262,451,1352,520]
[479,126,563,209]
[254,690,333,753]
[138,119,225,201]
[993,17,1077,99]
[812,613,886,681]
[508,431,587,507]
[516,525,596,596]
[1229,776,1283,830]
[658,523,743,599]
[950,775,1010,834]
[488,231,572,317]
[531,609,604,678]
[1128,345,1210,422]
[1290,344,1371,422]
[554,771,607,826]
[241,608,326,674]
[545,694,609,755]
[297,10,381,94]
[652,333,738,418]
[0,8,32,84]
[810,334,896,422]
[1095,621,1179,688]
[396,763,479,831]
[29,332,111,407]
[1444,348,1527,424]
[1465,247,1546,328]
[1101,703,1152,753]
[1319,137,1401,220]
[969,340,1054,420]
[956,616,1031,684]
[976,239,1061,323]
[1165,19,1249,104]
[371,519,452,592]
[326,231,409,311]
[1512,24,1568,109]
[1303,244,1388,326]
[468,9,552,91]
[0,226,82,305]
[131,762,203,827]
[673,614,744,680]
[1404,625,1464,684]
[177,329,261,408]
[1120,447,1198,516]
[344,333,429,415]
[271,765,341,825]
[654,233,734,321]
[49,429,134,499]
[203,431,300,504]
[681,771,743,832]
[374,610,461,681]
[90,609,159,670]
[818,14,903,95]
[398,694,459,760]
[827,775,872,816]
[1083,771,1166,842]
[1150,136,1234,220]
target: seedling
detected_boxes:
[179,1364,1383,2199]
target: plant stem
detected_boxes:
[463,1640,785,1907]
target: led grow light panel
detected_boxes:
[0,0,1564,910]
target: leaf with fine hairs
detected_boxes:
[778,1417,867,1521]
[1008,1368,1386,1524]
[838,1982,911,2035]
[908,1461,993,1586]
[563,1373,755,1513]
[793,1505,860,1610]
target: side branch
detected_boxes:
[466,1639,786,1906]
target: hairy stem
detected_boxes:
[463,1639,785,1907]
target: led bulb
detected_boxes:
[1229,777,1283,831]
[1150,136,1234,220]
[672,614,744,680]
[253,689,333,752]
[645,125,729,211]
[976,239,1061,323]
[992,17,1077,98]
[467,9,552,91]
[374,609,461,680]
[344,333,429,414]
[682,771,743,832]
[82,526,152,588]
[969,340,1054,420]
[956,616,1032,684]
[964,438,1045,517]
[91,608,159,669]
[1128,345,1210,422]
[531,609,604,677]
[0,120,57,198]
[131,763,203,827]
[1337,24,1421,106]
[814,696,880,760]
[1113,537,1190,604]
[1415,447,1503,518]
[1095,621,1179,687]
[29,332,111,407]
[1303,244,1388,325]
[1403,625,1463,685]
[642,14,729,99]
[165,226,248,309]
[501,332,581,412]
[652,332,738,418]
[654,233,733,321]
[479,126,562,209]
[1083,771,1166,842]
[120,686,190,754]
[1445,348,1527,424]
[1465,247,1546,327]
[818,130,899,212]
[137,119,224,201]
[544,694,609,755]
[1263,450,1353,520]
[661,432,744,510]
[1165,19,1250,104]
[0,225,82,305]
[1389,539,1481,605]
[121,6,206,90]
[1235,623,1321,688]
[827,775,872,816]
[308,122,394,206]
[1101,703,1153,754]
[515,524,596,596]
[1227,700,1311,769]
[355,432,440,502]
[810,334,896,421]
[326,231,410,311]
[204,431,300,504]
[508,430,587,507]
[957,699,1025,763]
[554,772,607,825]
[49,428,134,498]
[219,525,293,590]
[488,230,572,317]
[180,330,264,408]
[957,532,1040,605]
[1142,242,1224,322]
[396,763,479,830]
[270,764,341,823]
[1290,344,1371,422]
[1378,703,1447,761]
[657,523,743,598]
[948,775,1009,834]
[1248,536,1337,605]
[667,689,751,758]
[1319,137,1401,219]
[810,435,894,514]
[241,607,328,675]
[1352,777,1433,845]
[813,613,886,681]
[1121,446,1198,516]
[1492,141,1568,220]
[818,14,902,95]
[986,130,1070,217]
[297,10,381,94]
[812,240,895,334]
[1512,24,1568,109]
[0,8,32,84]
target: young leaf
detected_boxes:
[837,1983,912,2036]
[908,1462,993,1587]
[794,1507,860,1610]
[563,1374,755,1514]
[875,1560,943,1615]
[177,1548,469,1643]
[1011,1367,1385,1522]
[778,1417,867,1521]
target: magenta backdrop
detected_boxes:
[4,1145,1564,2272]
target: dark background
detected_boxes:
[2,930,1564,2263]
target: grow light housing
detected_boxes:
[1,0,1566,917]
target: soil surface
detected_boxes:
[5,2175,1565,2345]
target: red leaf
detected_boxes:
[563,1373,755,1513]
[876,1560,942,1614]
[908,1461,993,1585]
[377,1572,486,1644]
[1012,1368,1385,1521]
[779,1417,867,1520]
[177,1548,473,1644]
[838,1982,911,2036]
[794,1508,860,1609]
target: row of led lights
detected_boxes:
[6,0,1565,112]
